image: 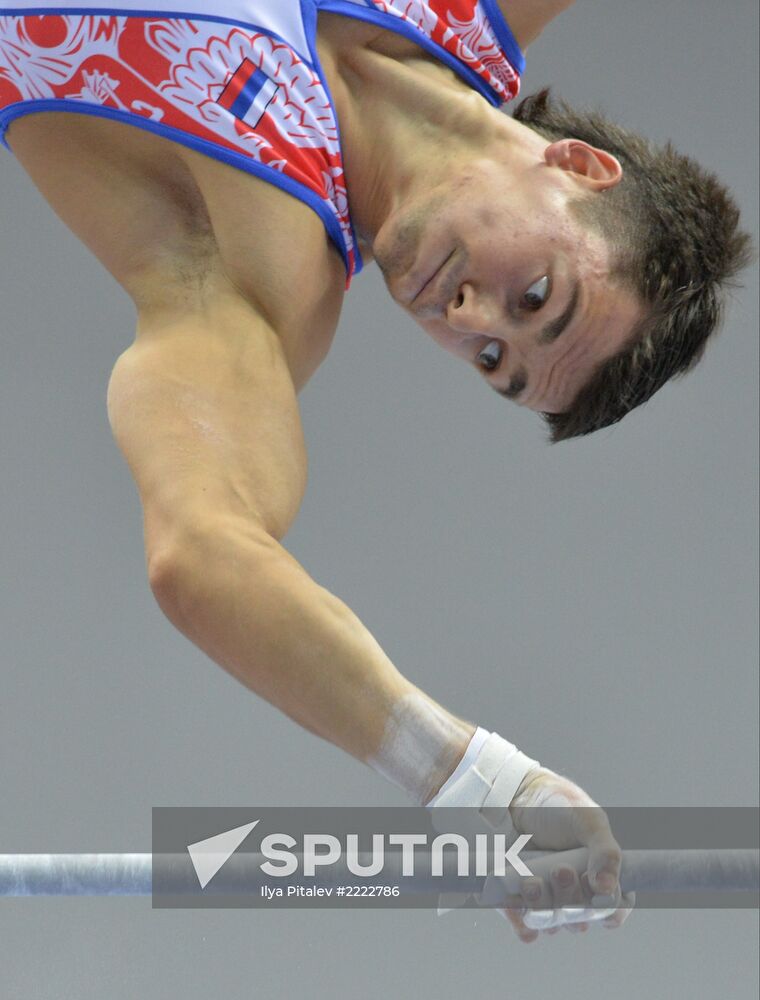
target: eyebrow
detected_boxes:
[537,278,581,345]
[494,278,582,400]
[497,372,527,401]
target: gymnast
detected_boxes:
[0,0,751,941]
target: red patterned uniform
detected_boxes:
[0,1,524,284]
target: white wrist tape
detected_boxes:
[426,727,540,916]
[425,726,491,803]
[367,693,540,817]
[427,729,541,826]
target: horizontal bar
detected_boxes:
[0,854,152,897]
[0,849,757,898]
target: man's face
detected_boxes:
[374,157,644,414]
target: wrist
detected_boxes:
[425,726,490,805]
[367,691,477,804]
[419,721,479,806]
[427,730,541,821]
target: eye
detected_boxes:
[477,340,502,372]
[522,275,550,311]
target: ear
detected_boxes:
[544,139,623,190]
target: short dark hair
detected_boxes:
[511,88,754,443]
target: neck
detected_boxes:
[324,40,529,258]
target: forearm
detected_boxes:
[152,518,623,942]
[154,514,474,798]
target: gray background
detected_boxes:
[1,0,757,996]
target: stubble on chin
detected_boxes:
[373,196,442,282]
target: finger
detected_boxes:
[602,891,636,930]
[584,832,623,896]
[519,876,557,931]
[550,864,584,908]
[565,921,590,934]
[501,895,535,938]
[580,867,622,921]
[504,882,559,935]
[568,805,623,892]
[501,897,525,930]
[521,866,593,931]
[499,904,540,943]
[501,890,531,920]
[548,865,596,928]
[587,884,622,922]
[519,930,540,944]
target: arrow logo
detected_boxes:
[187,820,259,889]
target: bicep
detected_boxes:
[107,294,308,547]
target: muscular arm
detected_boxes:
[107,286,473,797]
[106,283,628,935]
[499,0,576,50]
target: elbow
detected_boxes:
[145,511,279,633]
[147,541,195,631]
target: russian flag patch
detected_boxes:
[218,59,279,128]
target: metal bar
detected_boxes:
[1,849,757,898]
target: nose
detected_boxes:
[445,282,501,336]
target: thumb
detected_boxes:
[569,804,622,894]
[584,829,623,895]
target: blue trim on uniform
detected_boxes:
[302,0,365,277]
[478,0,525,76]
[0,1,521,282]
[0,99,351,274]
[0,8,318,66]
[317,0,503,108]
